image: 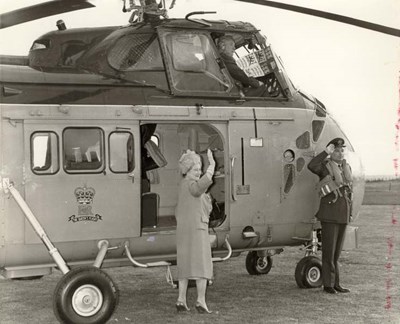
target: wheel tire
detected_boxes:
[295,256,322,289]
[245,251,273,275]
[53,266,119,324]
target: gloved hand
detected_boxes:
[206,149,216,179]
[325,143,335,155]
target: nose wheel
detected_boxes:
[53,266,119,324]
[295,256,322,288]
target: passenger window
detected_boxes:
[163,32,232,93]
[109,132,135,173]
[31,132,59,175]
[108,34,163,71]
[63,128,104,173]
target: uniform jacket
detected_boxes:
[308,151,352,224]
[175,174,213,280]
[220,53,260,88]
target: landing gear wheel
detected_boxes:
[245,251,273,275]
[295,256,322,288]
[53,266,119,324]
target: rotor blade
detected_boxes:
[236,0,400,38]
[0,1,95,29]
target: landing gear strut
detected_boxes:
[295,230,322,288]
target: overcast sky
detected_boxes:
[1,0,399,177]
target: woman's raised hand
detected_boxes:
[207,149,215,168]
[206,149,216,179]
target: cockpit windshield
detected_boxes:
[160,31,233,94]
[108,34,164,71]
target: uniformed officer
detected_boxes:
[308,138,353,294]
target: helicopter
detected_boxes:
[1,0,397,323]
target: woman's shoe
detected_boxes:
[176,302,190,312]
[195,303,212,314]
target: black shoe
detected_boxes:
[176,302,190,312]
[195,303,212,314]
[334,286,350,293]
[323,287,337,294]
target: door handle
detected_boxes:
[128,172,134,183]
[230,156,237,201]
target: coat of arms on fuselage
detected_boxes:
[69,186,102,222]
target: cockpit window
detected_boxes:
[161,31,232,94]
[235,46,272,78]
[170,34,207,72]
[216,33,290,98]
[108,34,163,71]
[62,41,88,66]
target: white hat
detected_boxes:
[178,149,201,175]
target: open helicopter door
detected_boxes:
[23,119,142,244]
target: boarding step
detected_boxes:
[123,241,176,287]
[123,242,171,268]
[212,236,232,262]
[145,261,171,267]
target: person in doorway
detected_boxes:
[175,149,215,313]
[307,137,353,294]
[217,35,268,97]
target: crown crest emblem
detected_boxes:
[74,187,96,205]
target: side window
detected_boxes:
[283,164,295,194]
[62,41,88,66]
[108,34,163,71]
[31,132,59,175]
[312,120,325,142]
[109,132,135,173]
[63,128,104,173]
[162,32,232,94]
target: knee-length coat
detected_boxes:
[175,174,213,280]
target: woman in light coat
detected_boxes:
[175,149,215,313]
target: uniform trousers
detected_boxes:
[321,222,347,288]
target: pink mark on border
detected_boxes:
[385,71,400,312]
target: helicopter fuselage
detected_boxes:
[0,18,364,278]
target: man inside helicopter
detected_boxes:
[217,35,269,97]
